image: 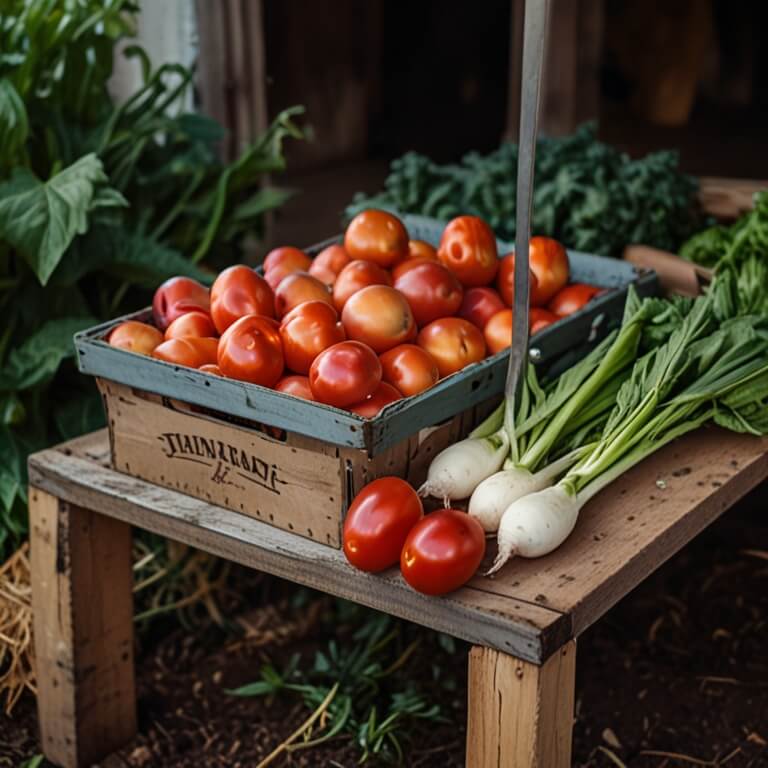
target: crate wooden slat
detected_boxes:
[29,426,768,664]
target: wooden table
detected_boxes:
[28,428,768,768]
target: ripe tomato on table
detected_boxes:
[348,382,402,418]
[263,246,312,290]
[164,311,217,340]
[152,337,219,368]
[309,340,382,407]
[496,253,539,307]
[407,239,437,261]
[341,285,416,353]
[210,265,274,334]
[343,477,423,572]
[275,375,315,400]
[308,244,350,286]
[548,283,601,317]
[279,300,346,374]
[528,236,569,305]
[400,509,486,595]
[379,344,439,397]
[529,307,558,334]
[109,321,164,355]
[152,276,210,331]
[393,261,463,327]
[417,317,486,377]
[332,259,391,311]
[344,209,409,268]
[274,272,333,318]
[458,287,506,329]
[199,363,224,376]
[217,314,284,387]
[437,215,498,287]
[484,309,513,354]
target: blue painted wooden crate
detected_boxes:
[75,214,658,456]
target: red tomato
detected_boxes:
[152,337,219,368]
[416,318,486,377]
[308,244,350,286]
[199,363,224,376]
[263,246,311,275]
[164,311,217,340]
[344,209,409,268]
[548,283,601,317]
[437,216,498,287]
[274,272,334,318]
[348,382,402,418]
[496,253,540,307]
[341,285,416,353]
[108,321,164,355]
[279,300,346,374]
[343,477,423,572]
[217,314,284,387]
[391,257,432,282]
[152,277,210,331]
[210,265,274,334]
[332,259,392,311]
[309,341,382,407]
[530,307,558,334]
[393,261,463,327]
[379,344,439,397]
[400,509,486,595]
[275,375,315,400]
[458,287,506,329]
[528,237,569,305]
[484,309,513,354]
[407,239,438,262]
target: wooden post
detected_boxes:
[466,641,576,768]
[30,488,136,768]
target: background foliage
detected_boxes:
[0,0,303,560]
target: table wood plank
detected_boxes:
[471,428,768,635]
[28,447,568,664]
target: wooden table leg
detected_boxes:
[466,640,576,768]
[30,488,136,768]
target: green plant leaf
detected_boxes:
[0,426,22,514]
[0,316,96,391]
[0,78,28,166]
[53,387,105,441]
[0,154,110,284]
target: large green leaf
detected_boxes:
[0,78,28,167]
[0,153,113,284]
[0,425,21,515]
[0,316,96,391]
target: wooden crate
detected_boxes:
[97,378,494,548]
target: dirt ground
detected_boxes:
[2,482,767,768]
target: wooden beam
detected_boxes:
[467,641,576,767]
[30,489,135,768]
[698,176,767,220]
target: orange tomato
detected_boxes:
[275,375,315,400]
[309,341,382,407]
[217,314,284,386]
[210,265,274,334]
[407,239,437,261]
[152,337,219,368]
[344,209,409,268]
[528,237,569,305]
[152,277,210,331]
[458,287,506,329]
[548,283,601,317]
[417,317,486,377]
[393,261,463,327]
[530,307,558,334]
[274,272,333,318]
[279,300,346,374]
[391,257,433,282]
[332,259,392,312]
[199,363,224,376]
[341,285,416,353]
[164,311,217,340]
[484,309,513,354]
[308,244,350,286]
[379,344,439,397]
[263,246,312,290]
[437,216,498,287]
[496,253,540,307]
[348,382,402,418]
[108,321,164,355]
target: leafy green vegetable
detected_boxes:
[347,124,704,256]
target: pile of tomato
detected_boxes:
[107,210,601,418]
